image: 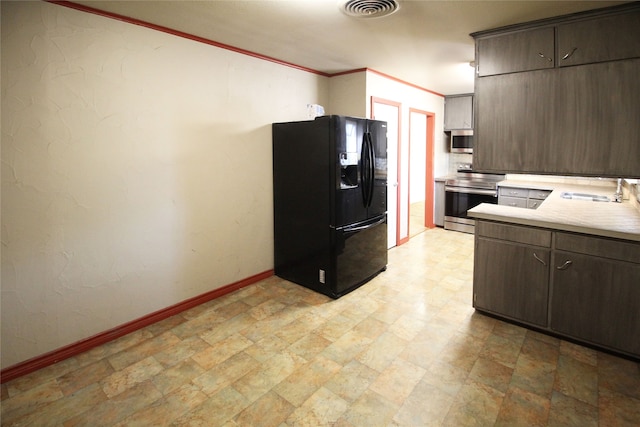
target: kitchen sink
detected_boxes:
[560,192,610,202]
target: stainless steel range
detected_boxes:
[444,167,505,233]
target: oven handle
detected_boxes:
[445,186,497,196]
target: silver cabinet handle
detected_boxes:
[556,260,573,270]
[562,47,578,60]
[538,52,553,62]
[533,252,546,266]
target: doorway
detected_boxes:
[408,109,435,238]
[371,98,401,249]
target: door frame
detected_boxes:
[371,96,402,248]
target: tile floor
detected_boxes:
[409,201,426,238]
[2,228,639,426]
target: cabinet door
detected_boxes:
[551,251,640,356]
[474,70,555,173]
[474,238,550,326]
[551,59,640,177]
[477,27,555,76]
[557,10,640,67]
[444,95,473,130]
[476,59,640,177]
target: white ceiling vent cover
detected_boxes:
[340,0,400,18]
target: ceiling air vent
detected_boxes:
[340,0,400,19]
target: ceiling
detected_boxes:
[71,0,629,95]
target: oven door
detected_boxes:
[444,187,497,233]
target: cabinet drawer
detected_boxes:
[528,189,552,200]
[499,187,529,198]
[556,233,640,264]
[499,196,528,208]
[527,199,544,209]
[477,221,552,247]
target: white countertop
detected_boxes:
[468,181,640,242]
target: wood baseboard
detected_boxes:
[0,270,273,384]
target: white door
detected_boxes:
[372,101,400,249]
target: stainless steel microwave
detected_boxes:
[450,130,473,153]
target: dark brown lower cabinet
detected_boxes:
[473,219,640,358]
[474,238,549,326]
[551,251,640,356]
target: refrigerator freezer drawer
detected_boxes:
[332,215,388,297]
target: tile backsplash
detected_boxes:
[448,153,473,173]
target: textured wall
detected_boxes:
[1,1,328,368]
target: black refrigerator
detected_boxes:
[272,115,388,299]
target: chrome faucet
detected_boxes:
[613,178,623,203]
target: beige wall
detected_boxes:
[365,71,447,179]
[328,72,367,117]
[1,1,329,368]
[1,1,449,370]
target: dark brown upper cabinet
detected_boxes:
[476,27,555,76]
[472,3,640,178]
[444,94,474,130]
[557,9,640,67]
[476,6,640,76]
